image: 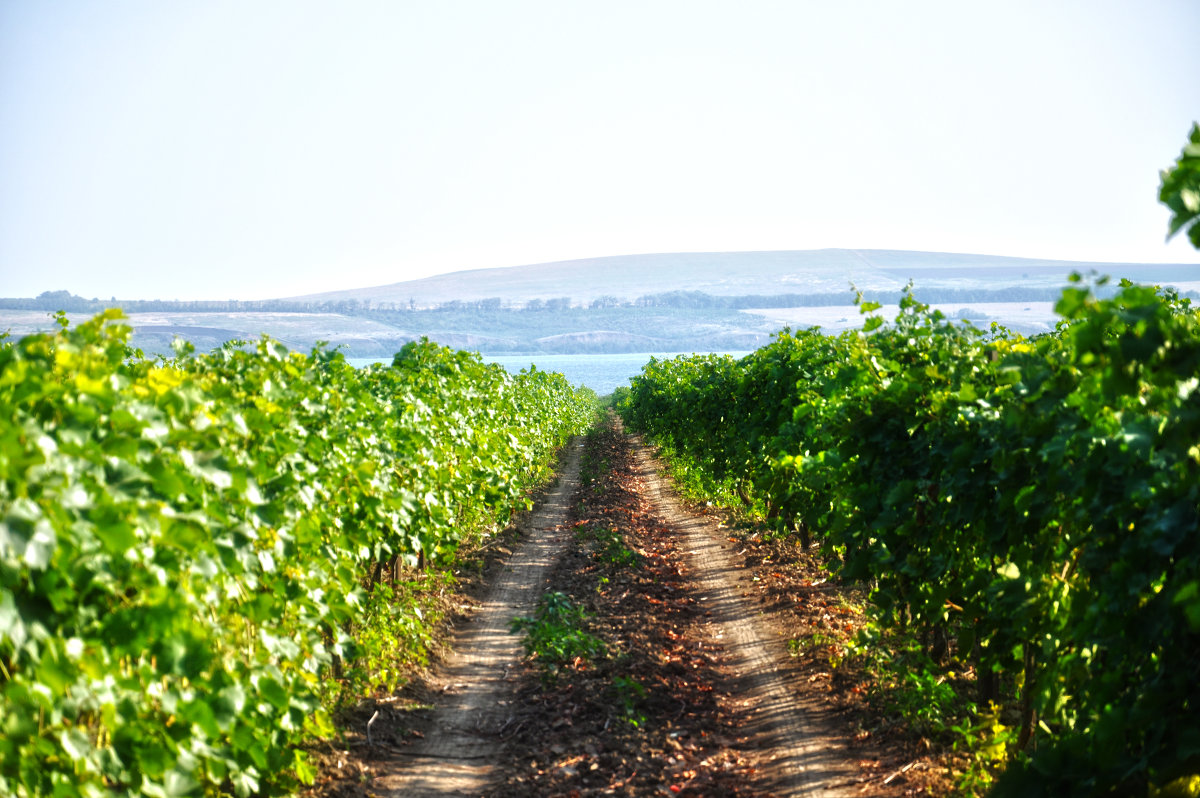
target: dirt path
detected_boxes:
[631,440,857,795]
[363,420,901,796]
[374,437,586,797]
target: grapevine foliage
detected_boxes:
[0,311,597,796]
[620,281,1200,794]
[1160,122,1200,249]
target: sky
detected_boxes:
[1,1,1198,301]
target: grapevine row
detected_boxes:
[0,310,597,796]
[619,279,1200,794]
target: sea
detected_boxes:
[347,351,751,395]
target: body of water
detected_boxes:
[347,351,751,395]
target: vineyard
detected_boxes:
[4,288,1199,798]
[618,277,1200,794]
[3,126,1198,797]
[0,311,596,796]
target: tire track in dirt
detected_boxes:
[375,424,861,796]
[376,437,585,797]
[630,436,859,797]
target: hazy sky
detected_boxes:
[2,1,1198,301]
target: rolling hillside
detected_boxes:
[287,248,1200,307]
[5,249,1196,357]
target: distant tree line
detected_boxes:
[627,284,1200,308]
[4,284,1194,317]
[0,291,350,314]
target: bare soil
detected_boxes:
[307,415,952,796]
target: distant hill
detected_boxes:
[4,249,1196,359]
[286,249,1200,307]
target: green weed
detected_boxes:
[510,592,608,682]
[947,702,1017,793]
[593,526,639,568]
[611,674,647,728]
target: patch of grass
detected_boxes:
[787,631,835,655]
[344,575,449,701]
[850,625,968,735]
[947,702,1018,793]
[847,621,1013,791]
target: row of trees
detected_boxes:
[14,283,1192,318]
